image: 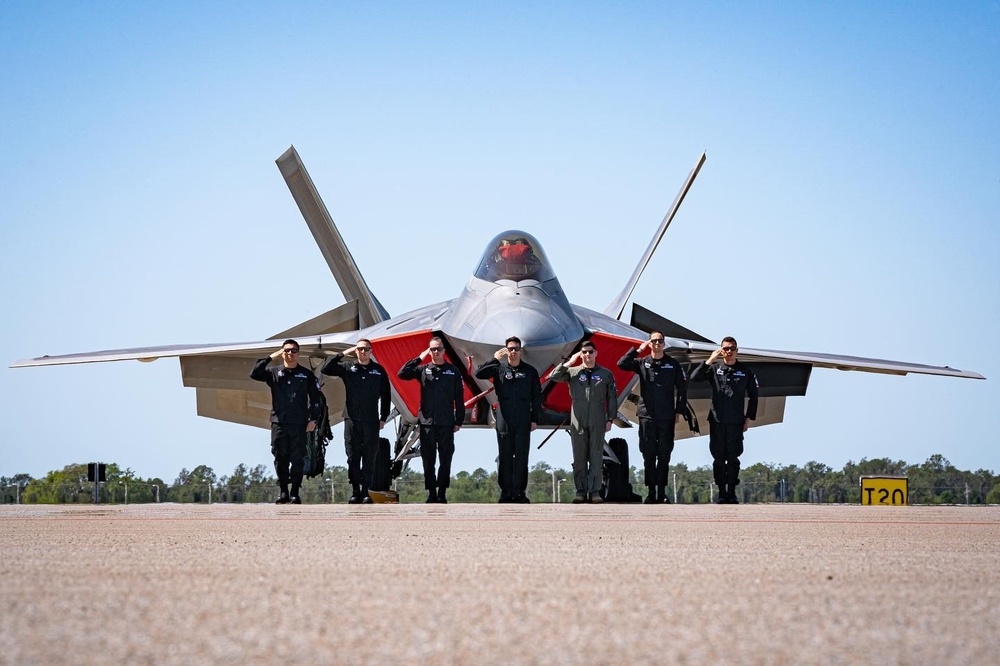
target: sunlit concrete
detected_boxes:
[2,504,998,664]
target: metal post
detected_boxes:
[551,471,556,503]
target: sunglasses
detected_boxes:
[282,348,299,354]
[506,347,521,352]
[650,339,665,344]
[580,350,595,355]
[722,346,736,352]
[429,347,444,353]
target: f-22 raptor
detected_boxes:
[11,146,984,471]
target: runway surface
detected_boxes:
[2,503,998,665]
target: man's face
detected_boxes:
[356,343,372,365]
[580,346,597,367]
[282,346,300,367]
[506,342,522,366]
[721,342,737,365]
[648,334,665,358]
[428,342,446,364]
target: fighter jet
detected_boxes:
[10,146,984,469]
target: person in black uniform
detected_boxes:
[398,336,465,503]
[474,336,542,504]
[618,330,688,504]
[689,336,759,504]
[250,339,324,505]
[321,338,391,504]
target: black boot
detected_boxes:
[716,484,729,504]
[658,486,671,504]
[644,486,658,504]
[348,484,362,504]
[426,489,438,503]
[437,489,448,504]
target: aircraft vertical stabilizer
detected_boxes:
[276,146,390,328]
[605,152,706,320]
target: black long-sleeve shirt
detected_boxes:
[474,358,542,432]
[320,353,391,423]
[617,348,687,421]
[689,360,759,424]
[398,358,465,427]
[250,359,324,425]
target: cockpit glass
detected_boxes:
[474,230,555,282]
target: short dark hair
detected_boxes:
[282,339,300,351]
[580,340,596,351]
[722,336,737,348]
[505,336,522,347]
[649,330,664,339]
[357,338,372,347]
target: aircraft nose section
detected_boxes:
[447,283,583,347]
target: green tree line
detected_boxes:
[4,453,999,505]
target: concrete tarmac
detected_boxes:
[2,503,998,665]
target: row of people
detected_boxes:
[249,332,758,505]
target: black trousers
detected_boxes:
[496,421,531,497]
[639,418,676,488]
[708,420,744,488]
[344,418,380,493]
[419,425,455,491]
[271,423,307,491]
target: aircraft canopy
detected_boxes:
[474,230,555,282]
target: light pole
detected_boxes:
[557,479,565,503]
[325,477,335,503]
[119,481,128,505]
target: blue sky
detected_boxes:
[3,1,998,483]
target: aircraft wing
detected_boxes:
[569,302,983,438]
[9,302,367,430]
